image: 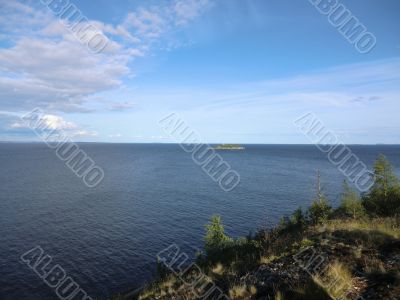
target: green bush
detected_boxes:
[277,207,307,233]
[363,188,400,217]
[309,198,332,225]
[203,215,262,271]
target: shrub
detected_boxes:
[308,198,332,225]
[277,207,307,233]
[363,188,400,217]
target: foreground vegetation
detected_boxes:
[113,155,400,300]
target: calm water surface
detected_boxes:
[1,143,400,299]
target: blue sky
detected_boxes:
[0,0,399,143]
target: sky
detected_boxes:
[0,0,399,144]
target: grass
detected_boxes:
[274,291,283,300]
[137,275,178,300]
[132,217,399,300]
[324,217,400,239]
[312,261,354,300]
[228,284,257,299]
[272,279,334,300]
[211,262,224,275]
[259,254,278,264]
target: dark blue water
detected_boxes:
[1,143,400,300]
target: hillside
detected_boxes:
[111,155,400,300]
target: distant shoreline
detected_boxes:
[1,141,399,146]
[213,144,246,150]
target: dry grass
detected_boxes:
[229,285,247,298]
[229,284,257,299]
[259,255,278,265]
[211,263,224,275]
[274,291,284,300]
[312,261,354,300]
[325,218,400,239]
[363,256,387,274]
[138,275,178,300]
[249,285,257,295]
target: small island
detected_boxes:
[213,144,245,150]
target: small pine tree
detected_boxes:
[291,207,306,228]
[308,170,332,224]
[204,215,232,255]
[278,216,291,231]
[372,154,399,197]
[340,180,365,219]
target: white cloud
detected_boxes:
[190,57,400,110]
[11,114,75,130]
[0,0,214,113]
[109,102,135,111]
[8,113,97,139]
[174,0,213,25]
[123,8,167,40]
[119,0,213,49]
[0,36,130,111]
[71,130,98,138]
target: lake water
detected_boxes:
[1,143,400,299]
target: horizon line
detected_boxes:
[0,141,399,146]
